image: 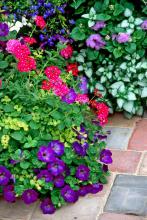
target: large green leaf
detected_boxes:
[70,27,86,40]
[70,0,86,9]
[0,61,8,69]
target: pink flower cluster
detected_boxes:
[90,100,109,126]
[6,39,36,72]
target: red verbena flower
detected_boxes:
[13,44,31,60]
[53,81,69,97]
[17,57,36,72]
[45,66,61,80]
[67,63,79,76]
[23,36,37,45]
[35,16,46,29]
[60,45,73,59]
[42,80,52,90]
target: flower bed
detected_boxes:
[0,0,111,215]
[70,0,147,118]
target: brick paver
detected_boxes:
[99,213,144,220]
[31,195,104,220]
[139,153,147,175]
[107,113,140,128]
[109,150,141,173]
[105,127,133,150]
[105,175,147,216]
[0,199,37,220]
[129,119,147,151]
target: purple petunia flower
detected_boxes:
[37,146,55,163]
[62,88,77,104]
[79,76,88,94]
[102,164,108,172]
[22,189,38,204]
[78,185,90,196]
[3,185,16,203]
[116,33,130,43]
[86,34,106,50]
[48,140,64,157]
[91,21,106,31]
[61,185,79,203]
[89,183,103,194]
[93,132,107,142]
[48,159,65,176]
[54,175,65,188]
[141,20,147,30]
[76,165,90,181]
[72,141,88,156]
[40,198,56,214]
[0,166,11,186]
[37,170,53,182]
[100,149,113,164]
[0,23,9,37]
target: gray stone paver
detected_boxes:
[31,195,104,220]
[104,127,133,150]
[105,175,147,216]
[0,198,37,220]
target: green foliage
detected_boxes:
[70,0,147,117]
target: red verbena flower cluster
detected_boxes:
[90,100,109,126]
[35,16,46,29]
[60,45,73,59]
[42,65,89,105]
[23,36,37,45]
[42,66,69,97]
[67,63,79,76]
[6,39,36,72]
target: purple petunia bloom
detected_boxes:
[48,140,64,157]
[37,146,55,163]
[79,76,88,94]
[40,198,56,214]
[91,21,106,31]
[0,23,9,37]
[90,183,103,194]
[0,166,11,186]
[62,88,77,104]
[78,185,90,196]
[102,164,108,172]
[116,33,130,43]
[141,20,147,30]
[100,149,113,164]
[3,185,16,203]
[86,34,106,50]
[22,189,38,204]
[93,132,107,142]
[54,175,65,188]
[61,185,78,203]
[73,141,86,156]
[76,165,90,181]
[73,141,89,156]
[37,170,53,182]
[48,159,65,176]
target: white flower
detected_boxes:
[10,21,23,32]
[124,8,132,17]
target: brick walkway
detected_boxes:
[0,113,147,220]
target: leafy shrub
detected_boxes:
[70,0,147,117]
